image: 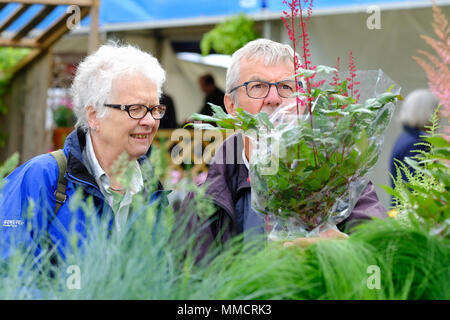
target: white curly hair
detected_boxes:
[226,38,297,103]
[71,41,166,131]
[399,89,439,128]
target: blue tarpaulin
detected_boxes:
[0,0,435,31]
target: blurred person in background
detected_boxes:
[389,89,439,187]
[158,92,178,129]
[146,92,177,158]
[198,73,226,117]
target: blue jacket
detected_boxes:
[0,128,167,261]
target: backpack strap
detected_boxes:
[50,149,68,217]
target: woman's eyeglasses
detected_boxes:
[104,104,166,120]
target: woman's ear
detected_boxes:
[86,106,98,130]
[224,94,236,116]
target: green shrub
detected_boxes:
[0,147,449,300]
[200,13,260,56]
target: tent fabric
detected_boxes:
[80,0,450,25]
[0,0,437,31]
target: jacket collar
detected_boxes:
[64,128,103,194]
[403,125,425,137]
[204,133,251,224]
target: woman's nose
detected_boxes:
[139,110,156,126]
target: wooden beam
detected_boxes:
[12,5,56,41]
[0,0,93,6]
[88,0,99,53]
[1,0,95,77]
[34,6,90,50]
[0,38,39,47]
[0,4,7,11]
[0,4,31,33]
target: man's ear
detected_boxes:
[224,94,236,115]
[86,106,98,130]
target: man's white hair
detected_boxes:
[71,41,166,131]
[226,38,297,102]
[399,89,439,128]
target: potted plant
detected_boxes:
[52,99,76,149]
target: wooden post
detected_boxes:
[0,50,53,163]
[88,0,100,54]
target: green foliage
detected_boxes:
[200,13,260,56]
[0,47,30,148]
[0,148,449,299]
[53,105,76,127]
[0,47,30,115]
[382,106,449,238]
[0,152,19,187]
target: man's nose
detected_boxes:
[264,84,282,107]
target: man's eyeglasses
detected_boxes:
[229,80,302,99]
[104,104,166,120]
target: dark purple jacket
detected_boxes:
[179,133,387,260]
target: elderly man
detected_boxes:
[1,43,168,260]
[180,39,387,258]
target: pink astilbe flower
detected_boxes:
[58,97,74,110]
[296,0,314,115]
[281,0,316,115]
[346,51,360,103]
[194,171,208,186]
[170,170,182,185]
[329,57,341,104]
[281,1,302,115]
[311,79,326,88]
[329,56,341,87]
[412,1,450,138]
[281,0,316,160]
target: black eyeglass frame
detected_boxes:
[228,80,303,99]
[104,104,166,120]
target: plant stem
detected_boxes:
[289,4,301,160]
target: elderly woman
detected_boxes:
[389,89,439,186]
[0,43,167,259]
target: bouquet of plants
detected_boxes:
[190,72,401,239]
[189,1,402,239]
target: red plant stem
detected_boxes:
[300,22,311,117]
[290,6,300,119]
[297,1,319,167]
[291,6,301,159]
[350,72,355,98]
[298,2,311,116]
